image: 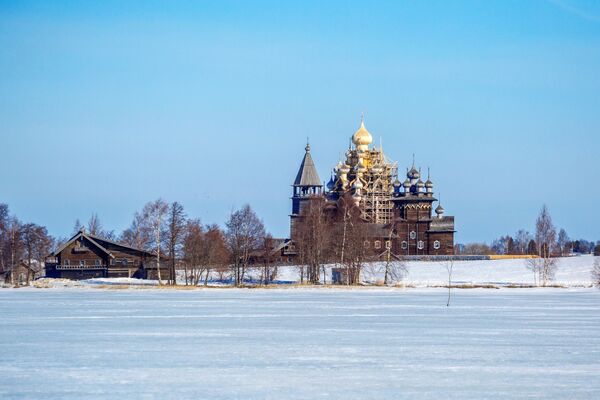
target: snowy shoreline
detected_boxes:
[4,255,597,290]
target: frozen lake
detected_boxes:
[1,288,599,399]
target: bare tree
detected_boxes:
[21,223,53,285]
[225,205,265,286]
[446,260,454,307]
[182,219,206,286]
[181,220,229,286]
[460,242,495,255]
[85,213,115,240]
[557,229,570,256]
[142,199,169,285]
[259,234,276,285]
[203,224,229,285]
[166,202,186,285]
[331,195,369,285]
[526,258,542,286]
[87,213,102,236]
[592,258,600,288]
[0,204,8,275]
[534,205,558,286]
[71,218,83,236]
[120,212,151,250]
[514,230,533,255]
[296,197,331,284]
[5,216,23,286]
[385,257,408,285]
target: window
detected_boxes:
[434,240,441,250]
[401,241,408,249]
[94,259,101,266]
[385,241,391,249]
[64,259,70,266]
[79,260,85,267]
[374,240,381,249]
[363,240,370,249]
[409,231,416,240]
[418,240,424,250]
[110,259,115,265]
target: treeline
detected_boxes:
[99,195,396,286]
[1,194,403,286]
[0,200,273,286]
[0,204,54,286]
[74,200,271,286]
[457,205,600,257]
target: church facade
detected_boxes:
[289,119,455,257]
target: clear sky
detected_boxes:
[1,0,599,243]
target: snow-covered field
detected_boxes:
[26,255,597,289]
[1,287,599,399]
[361,254,596,287]
[273,255,597,287]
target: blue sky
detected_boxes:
[1,0,599,243]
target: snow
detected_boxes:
[1,287,599,399]
[274,255,597,287]
[26,255,598,289]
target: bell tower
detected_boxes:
[290,142,322,240]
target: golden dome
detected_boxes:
[352,118,372,151]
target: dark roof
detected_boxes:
[52,231,157,259]
[294,148,322,187]
[428,216,455,232]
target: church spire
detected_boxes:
[293,142,322,187]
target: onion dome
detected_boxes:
[407,155,419,179]
[435,203,445,216]
[407,166,419,179]
[353,179,363,190]
[425,167,433,190]
[403,178,411,188]
[352,117,373,152]
[393,177,402,188]
[326,175,335,191]
[417,179,425,189]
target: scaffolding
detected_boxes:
[331,147,398,224]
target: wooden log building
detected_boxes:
[288,118,456,258]
[45,229,169,280]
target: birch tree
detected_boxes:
[331,194,369,285]
[534,205,558,286]
[296,197,331,284]
[0,204,8,275]
[142,199,169,285]
[446,260,454,307]
[166,202,186,285]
